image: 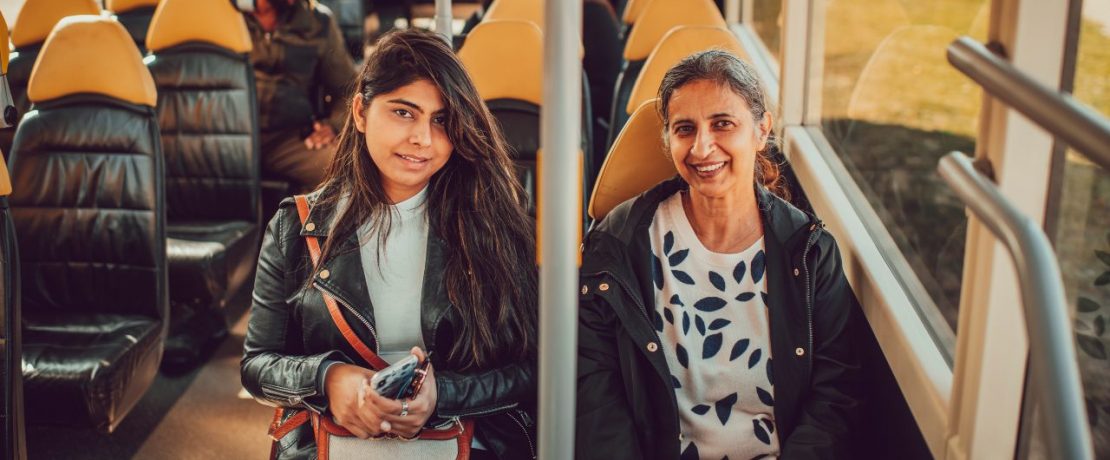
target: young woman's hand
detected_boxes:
[324,363,384,439]
[362,347,439,438]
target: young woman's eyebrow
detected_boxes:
[387,98,424,113]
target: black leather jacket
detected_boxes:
[241,192,537,459]
[576,178,862,459]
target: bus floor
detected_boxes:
[26,286,274,459]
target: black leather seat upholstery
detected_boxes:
[107,0,160,52]
[583,0,622,170]
[145,0,261,367]
[0,0,102,157]
[10,15,166,433]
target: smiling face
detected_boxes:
[352,78,453,203]
[665,79,771,200]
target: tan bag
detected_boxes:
[266,195,475,460]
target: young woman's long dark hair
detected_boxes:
[312,29,537,370]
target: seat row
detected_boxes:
[0,0,261,432]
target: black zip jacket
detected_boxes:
[242,192,537,459]
[576,177,861,459]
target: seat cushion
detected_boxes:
[22,313,163,432]
[167,220,258,311]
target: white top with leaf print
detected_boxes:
[648,192,780,460]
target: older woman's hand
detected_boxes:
[361,347,439,438]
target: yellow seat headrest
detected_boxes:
[146,0,251,53]
[0,150,10,197]
[459,20,543,106]
[28,15,157,106]
[0,11,9,74]
[11,0,101,48]
[623,0,725,61]
[589,99,675,220]
[483,0,543,28]
[622,0,646,25]
[626,26,748,115]
[106,0,160,14]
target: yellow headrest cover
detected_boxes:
[11,0,101,48]
[106,0,160,14]
[589,99,675,220]
[623,0,725,61]
[28,16,157,106]
[622,0,646,25]
[459,20,543,106]
[0,11,9,74]
[627,26,747,115]
[0,150,10,196]
[483,0,543,28]
[146,0,252,53]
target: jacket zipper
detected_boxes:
[440,401,518,418]
[506,410,537,459]
[800,224,822,362]
[313,282,380,353]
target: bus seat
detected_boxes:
[459,19,594,218]
[106,0,161,52]
[145,0,260,368]
[583,0,622,176]
[589,98,674,221]
[316,0,367,59]
[483,0,543,29]
[608,0,724,151]
[625,26,747,117]
[0,0,101,157]
[0,148,24,459]
[10,15,166,434]
[619,0,646,39]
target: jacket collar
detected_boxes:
[296,189,453,350]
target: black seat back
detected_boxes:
[106,0,161,52]
[145,0,260,227]
[0,0,102,157]
[10,16,166,323]
[0,152,24,460]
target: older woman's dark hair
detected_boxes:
[657,50,788,199]
[312,29,537,370]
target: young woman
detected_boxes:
[576,50,860,459]
[242,29,537,460]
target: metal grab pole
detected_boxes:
[434,0,453,46]
[540,0,582,459]
[938,152,1094,460]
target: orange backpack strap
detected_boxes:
[293,195,389,370]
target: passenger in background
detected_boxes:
[242,29,537,460]
[245,0,356,191]
[576,50,861,459]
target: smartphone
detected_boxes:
[369,354,420,399]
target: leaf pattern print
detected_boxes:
[696,315,706,336]
[748,348,763,369]
[751,250,766,283]
[680,442,699,460]
[670,294,684,306]
[757,387,774,406]
[664,307,675,325]
[703,333,723,359]
[753,419,771,445]
[695,297,727,312]
[736,292,756,302]
[709,271,726,291]
[692,404,710,415]
[708,319,731,330]
[682,311,691,335]
[652,253,664,289]
[715,393,738,425]
[664,231,675,255]
[672,375,682,389]
[733,260,747,283]
[761,419,775,434]
[730,339,750,361]
[676,343,689,368]
[669,249,690,266]
[652,309,664,332]
[673,270,695,285]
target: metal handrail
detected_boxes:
[938,151,1094,460]
[434,0,453,45]
[947,36,1110,172]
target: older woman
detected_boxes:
[576,50,860,459]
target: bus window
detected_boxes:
[1030,1,1110,456]
[750,0,782,63]
[817,0,988,347]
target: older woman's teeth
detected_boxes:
[695,163,724,172]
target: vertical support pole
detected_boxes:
[539,0,582,459]
[725,0,741,23]
[434,0,453,46]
